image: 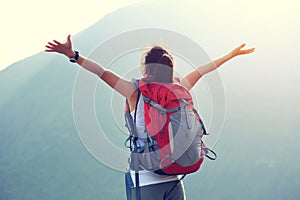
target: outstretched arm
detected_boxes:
[45,35,136,100]
[180,44,255,90]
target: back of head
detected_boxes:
[143,46,174,83]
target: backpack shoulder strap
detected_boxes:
[133,79,140,89]
[132,79,141,124]
[124,79,141,139]
[124,79,141,149]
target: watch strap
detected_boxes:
[69,51,79,63]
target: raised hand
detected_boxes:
[45,34,75,58]
[230,43,255,58]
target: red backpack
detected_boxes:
[124,78,216,176]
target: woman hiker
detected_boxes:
[45,34,254,200]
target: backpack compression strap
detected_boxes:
[142,96,183,114]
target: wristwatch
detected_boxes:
[69,51,79,63]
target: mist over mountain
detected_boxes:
[1,0,299,199]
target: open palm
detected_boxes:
[45,35,74,57]
[231,43,255,57]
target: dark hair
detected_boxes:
[143,46,174,83]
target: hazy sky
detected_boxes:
[1,0,299,73]
[0,0,145,71]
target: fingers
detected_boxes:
[47,41,56,47]
[247,48,255,53]
[44,35,73,54]
[67,34,71,43]
[45,44,53,49]
[45,42,58,52]
[45,40,61,49]
[53,40,61,45]
[45,44,55,52]
[45,43,54,49]
[239,43,246,49]
[45,49,55,52]
[236,43,246,51]
[240,48,255,55]
[238,43,255,55]
[46,39,61,48]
